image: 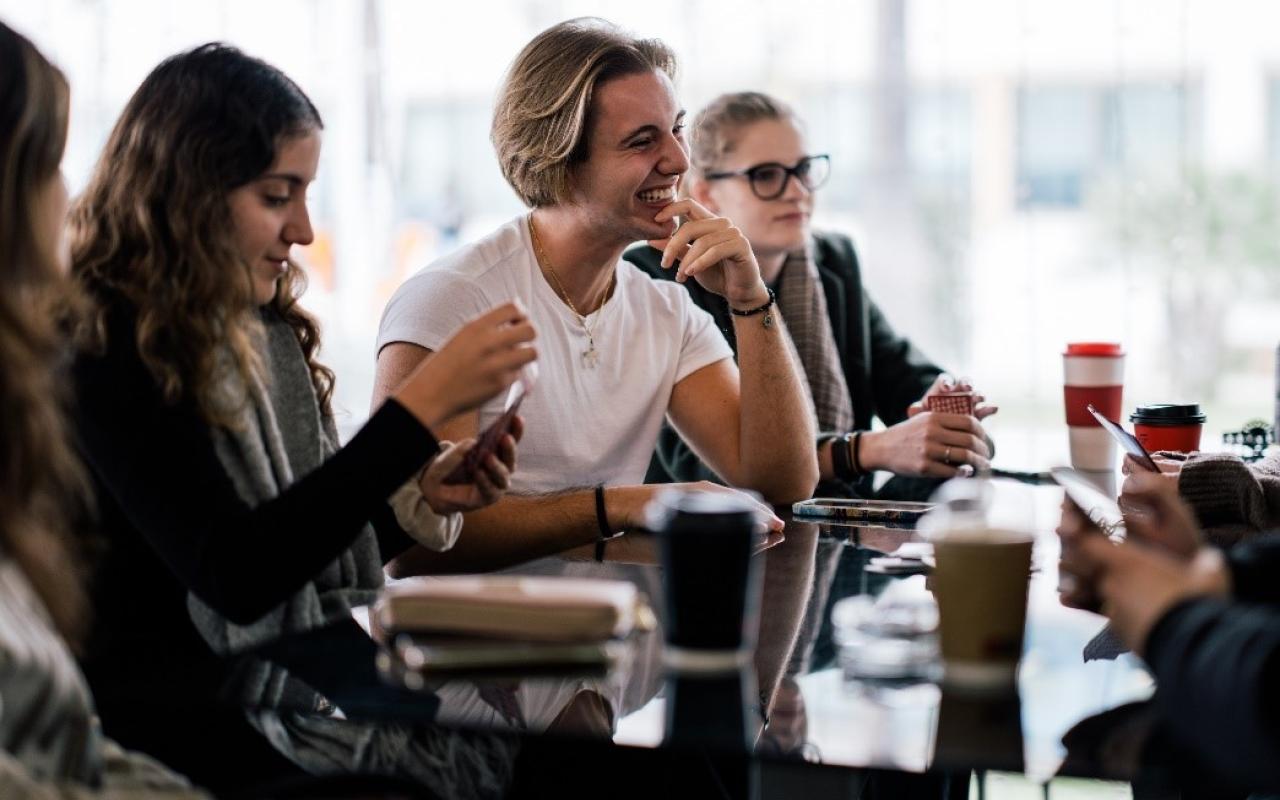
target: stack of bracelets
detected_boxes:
[827,431,865,482]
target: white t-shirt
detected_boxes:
[377,214,733,493]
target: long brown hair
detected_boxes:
[0,21,89,644]
[69,43,333,426]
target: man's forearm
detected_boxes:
[385,486,651,576]
[732,310,819,503]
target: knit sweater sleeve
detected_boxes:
[71,312,439,625]
[1178,451,1280,535]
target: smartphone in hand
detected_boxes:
[442,364,537,486]
[1086,404,1159,472]
[1051,466,1125,541]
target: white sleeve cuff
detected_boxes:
[388,471,464,552]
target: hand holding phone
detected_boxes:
[442,363,537,485]
[1051,466,1125,541]
[1086,404,1159,472]
[1052,467,1123,612]
[1055,494,1106,613]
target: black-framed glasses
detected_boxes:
[704,154,831,200]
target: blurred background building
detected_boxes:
[9,0,1278,468]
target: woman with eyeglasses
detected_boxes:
[627,91,997,498]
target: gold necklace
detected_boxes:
[527,213,614,369]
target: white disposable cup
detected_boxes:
[1063,347,1125,472]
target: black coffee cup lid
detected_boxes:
[1129,403,1206,425]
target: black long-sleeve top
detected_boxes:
[69,297,438,784]
[1143,535,1280,791]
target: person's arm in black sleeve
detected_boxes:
[1143,597,1280,791]
[72,332,439,625]
[864,297,942,427]
[370,503,417,565]
[1224,533,1280,605]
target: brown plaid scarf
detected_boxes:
[774,247,854,434]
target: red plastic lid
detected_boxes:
[1064,342,1124,357]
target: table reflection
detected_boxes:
[250,480,1183,794]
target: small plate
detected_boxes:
[792,498,935,523]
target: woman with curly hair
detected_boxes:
[0,18,207,796]
[68,43,534,795]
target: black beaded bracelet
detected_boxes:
[727,288,773,320]
[831,431,867,482]
[594,485,612,562]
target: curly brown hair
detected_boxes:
[0,21,90,645]
[69,43,333,427]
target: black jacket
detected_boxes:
[1143,535,1280,791]
[624,230,943,498]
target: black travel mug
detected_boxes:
[646,488,765,653]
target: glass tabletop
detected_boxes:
[252,480,1192,792]
[599,485,1156,783]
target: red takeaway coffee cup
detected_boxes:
[1129,403,1206,453]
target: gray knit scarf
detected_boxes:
[188,312,513,797]
[189,311,384,710]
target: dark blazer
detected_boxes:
[624,230,944,498]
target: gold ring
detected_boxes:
[943,447,952,465]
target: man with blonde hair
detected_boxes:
[373,18,817,571]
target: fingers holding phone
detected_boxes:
[1055,496,1108,611]
[468,415,524,505]
[420,440,481,514]
[1118,471,1202,559]
[442,362,536,486]
[1119,454,1182,517]
[1121,453,1183,477]
[420,415,525,514]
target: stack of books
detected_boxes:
[374,576,648,682]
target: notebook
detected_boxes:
[375,575,641,643]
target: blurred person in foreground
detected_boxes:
[0,18,206,797]
[1059,470,1280,793]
